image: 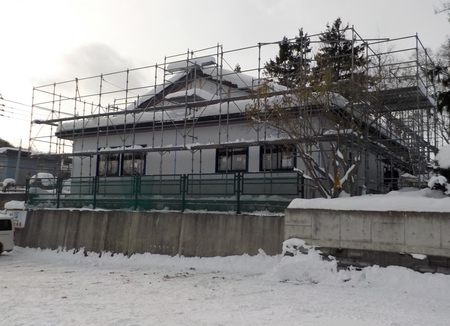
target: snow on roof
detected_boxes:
[165,88,220,101]
[58,95,253,133]
[57,65,263,134]
[0,147,26,154]
[30,172,55,179]
[166,56,216,72]
[99,145,144,152]
[56,65,349,135]
[0,147,15,153]
[130,72,187,110]
[201,66,257,90]
[133,66,257,108]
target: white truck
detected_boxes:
[0,215,14,254]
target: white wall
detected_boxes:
[73,120,290,176]
[70,112,390,198]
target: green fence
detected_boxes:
[26,172,304,213]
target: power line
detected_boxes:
[0,95,33,123]
[0,94,32,108]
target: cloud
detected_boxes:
[36,42,144,81]
[61,43,137,78]
[32,42,147,110]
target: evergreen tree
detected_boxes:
[312,18,369,98]
[247,19,385,198]
[265,29,312,88]
[430,40,450,113]
[437,73,450,113]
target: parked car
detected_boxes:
[0,215,14,254]
[28,173,57,194]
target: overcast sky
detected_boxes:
[0,0,449,148]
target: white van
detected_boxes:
[0,215,14,254]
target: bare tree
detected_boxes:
[246,19,380,198]
[247,68,379,197]
[434,1,450,15]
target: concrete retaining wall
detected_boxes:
[285,209,450,258]
[12,207,450,272]
[15,210,284,257]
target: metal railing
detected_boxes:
[26,172,304,213]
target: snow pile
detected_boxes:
[269,238,362,285]
[427,144,450,194]
[268,240,339,284]
[428,175,450,195]
[435,144,450,169]
[267,238,450,298]
[4,200,25,210]
[288,187,450,212]
[2,178,15,187]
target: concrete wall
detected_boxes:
[285,209,450,258]
[15,210,284,257]
[12,207,450,272]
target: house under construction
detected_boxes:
[27,28,445,210]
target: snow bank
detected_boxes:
[288,188,450,212]
[4,200,25,210]
[268,238,450,296]
[267,245,340,284]
[19,243,450,296]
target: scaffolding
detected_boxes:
[29,28,444,194]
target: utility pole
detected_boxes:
[14,139,22,185]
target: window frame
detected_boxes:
[260,145,295,172]
[216,147,249,173]
[121,152,146,176]
[97,146,146,177]
[98,153,120,177]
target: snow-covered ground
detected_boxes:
[3,173,450,325]
[1,245,450,326]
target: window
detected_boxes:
[216,148,248,172]
[97,147,146,176]
[260,145,295,171]
[0,219,12,231]
[122,153,145,175]
[98,154,120,176]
